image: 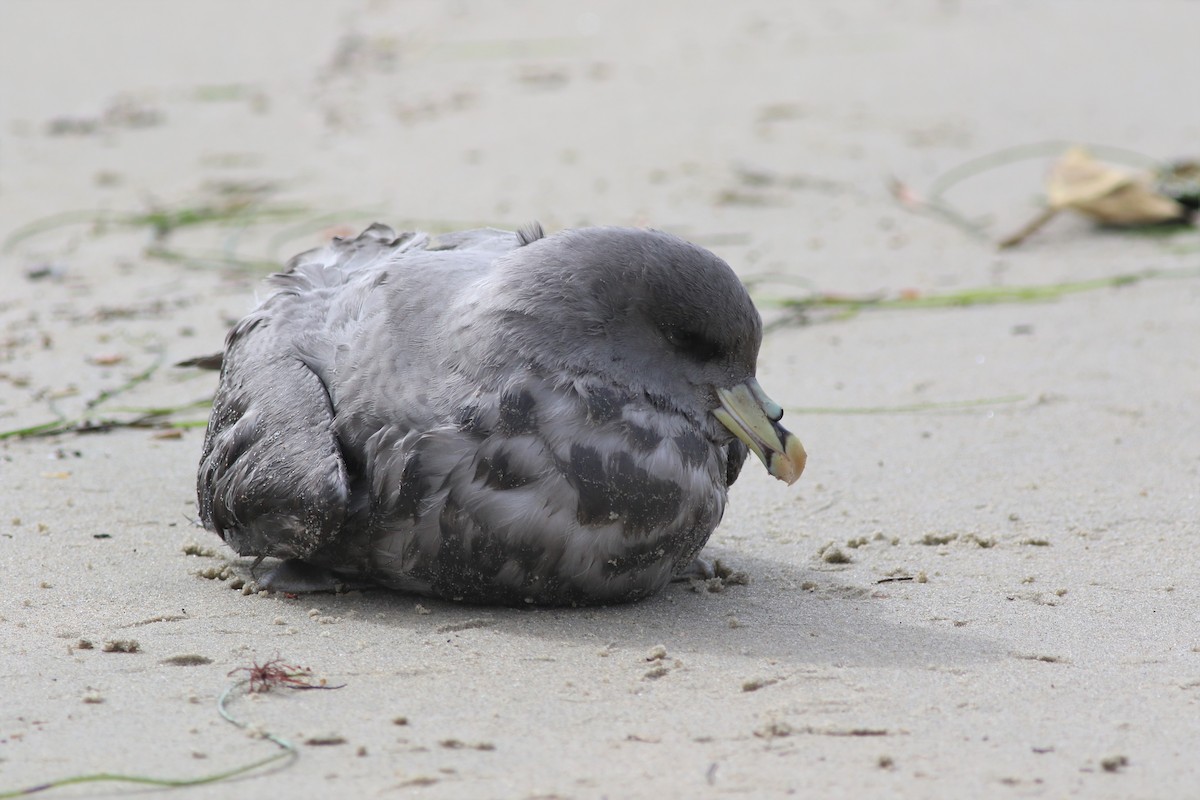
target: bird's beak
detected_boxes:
[714,378,806,485]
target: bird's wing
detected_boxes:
[197,306,350,560]
[196,224,517,560]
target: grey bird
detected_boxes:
[197,223,806,605]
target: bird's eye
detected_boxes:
[663,328,722,361]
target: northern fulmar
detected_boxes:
[197,223,806,605]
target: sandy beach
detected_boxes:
[2,1,1198,797]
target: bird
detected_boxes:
[196,223,806,605]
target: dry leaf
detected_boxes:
[1047,146,1183,225]
[1001,146,1186,248]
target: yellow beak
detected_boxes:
[713,379,806,485]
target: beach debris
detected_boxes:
[764,723,890,739]
[1100,754,1130,773]
[741,676,780,692]
[87,353,126,367]
[0,356,215,441]
[1001,146,1188,247]
[161,654,213,666]
[302,734,347,746]
[438,739,495,751]
[1156,159,1200,210]
[892,142,1195,249]
[227,658,343,694]
[1047,146,1184,223]
[0,663,308,796]
[754,720,795,739]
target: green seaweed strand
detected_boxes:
[0,679,298,798]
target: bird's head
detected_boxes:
[467,226,806,484]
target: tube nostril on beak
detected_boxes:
[747,378,784,422]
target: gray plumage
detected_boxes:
[197,223,801,606]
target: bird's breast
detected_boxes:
[358,378,729,604]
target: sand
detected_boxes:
[2,1,1198,797]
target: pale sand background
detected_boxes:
[2,2,1199,797]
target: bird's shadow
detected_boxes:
[235,548,1003,671]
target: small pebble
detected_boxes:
[1101,755,1129,773]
